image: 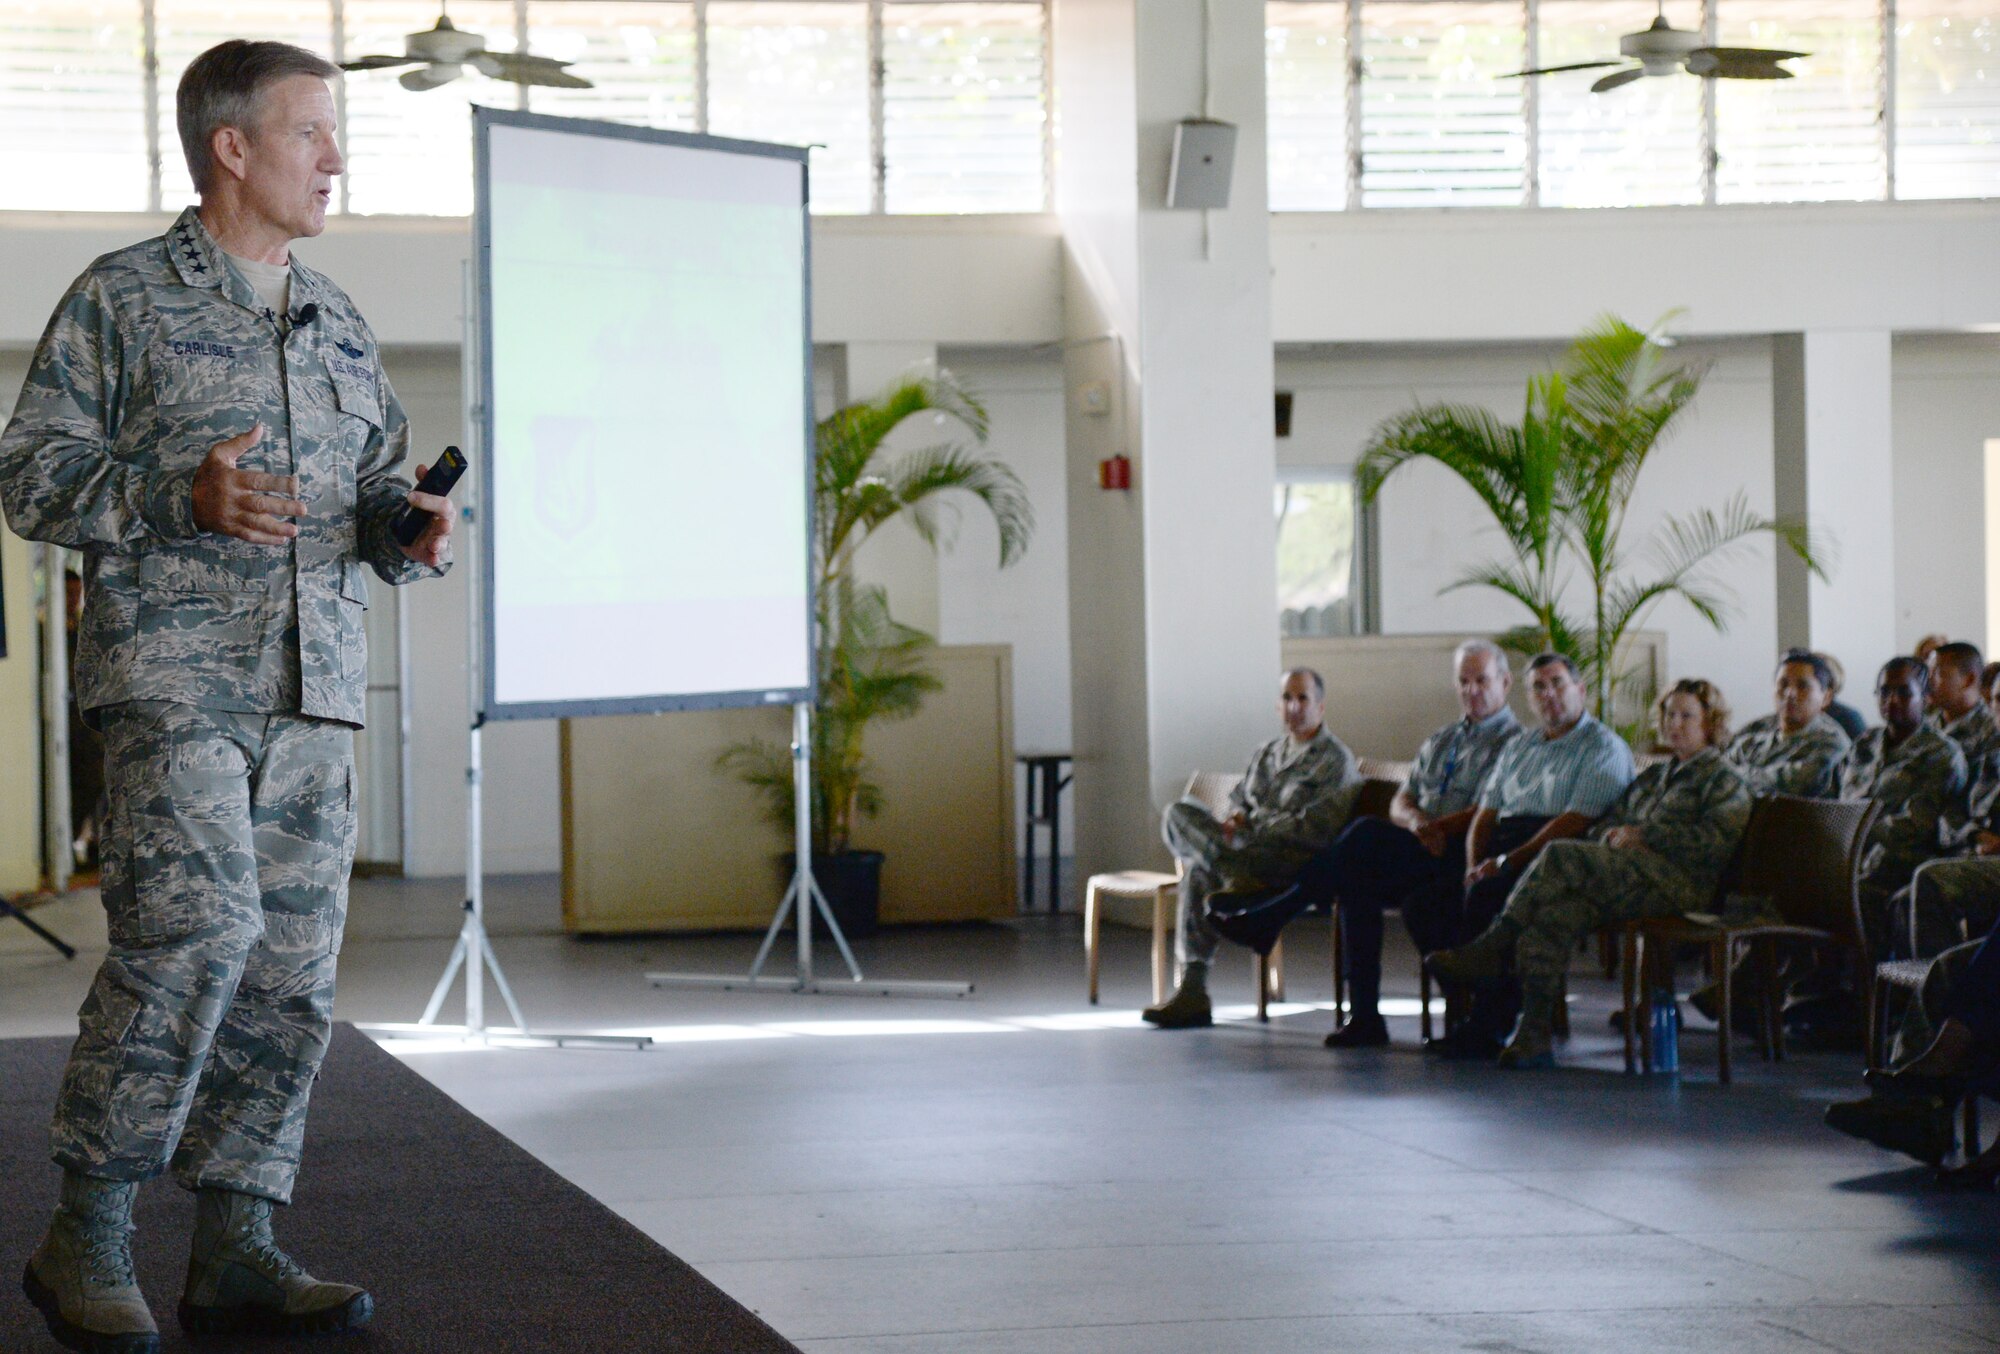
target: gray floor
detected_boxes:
[5,878,1998,1352]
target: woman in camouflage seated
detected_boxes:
[1728,649,1853,799]
[1428,679,1753,1069]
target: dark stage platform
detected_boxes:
[0,1025,800,1353]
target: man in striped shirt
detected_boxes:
[1420,652,1635,1058]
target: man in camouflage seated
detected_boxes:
[1143,669,1361,1029]
[1893,656,2000,995]
[1842,657,1969,961]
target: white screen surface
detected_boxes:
[478,114,812,716]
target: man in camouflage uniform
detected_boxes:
[1431,679,1752,1069]
[1,41,452,1353]
[1926,642,1997,760]
[1728,649,1851,799]
[1840,657,1968,962]
[1891,651,2000,964]
[1143,668,1362,1029]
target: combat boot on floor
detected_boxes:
[1142,964,1213,1028]
[1498,1017,1556,1070]
[177,1189,373,1337]
[21,1171,160,1354]
[1425,918,1520,985]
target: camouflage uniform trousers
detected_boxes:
[1889,857,2000,963]
[1501,840,1704,1026]
[1162,800,1308,970]
[52,700,356,1206]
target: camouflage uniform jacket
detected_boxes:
[1941,705,2000,850]
[1230,728,1363,858]
[1840,724,1968,887]
[0,208,440,726]
[1727,712,1851,799]
[1587,746,1753,902]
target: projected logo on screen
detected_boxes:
[532,414,595,540]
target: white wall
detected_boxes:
[1893,334,2000,652]
[936,349,1074,849]
[0,211,1066,348]
[1270,201,2000,344]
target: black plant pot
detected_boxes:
[779,850,883,940]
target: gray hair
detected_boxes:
[1283,667,1325,701]
[1452,638,1510,676]
[177,40,339,195]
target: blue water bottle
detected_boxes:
[1650,987,1681,1074]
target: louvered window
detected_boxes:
[153,0,336,210]
[881,1,1046,214]
[1896,0,2000,199]
[1535,0,1704,207]
[1715,0,1886,201]
[338,1,518,217]
[1358,0,1528,207]
[0,0,148,210]
[707,1,871,214]
[521,1,697,132]
[1267,0,1350,211]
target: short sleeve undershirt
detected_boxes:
[225,252,291,319]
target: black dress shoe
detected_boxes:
[1863,1066,1968,1103]
[1207,885,1306,956]
[1824,1095,1956,1167]
[1323,1014,1389,1049]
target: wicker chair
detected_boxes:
[1621,795,1879,1084]
[1082,771,1240,1005]
[1873,937,1985,1152]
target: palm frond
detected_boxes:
[881,445,1035,566]
[1357,403,1538,550]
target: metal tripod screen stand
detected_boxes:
[646,701,971,1000]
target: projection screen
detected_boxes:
[474,108,815,721]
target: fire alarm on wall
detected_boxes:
[1099,455,1131,490]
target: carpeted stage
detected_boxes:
[0,1026,800,1353]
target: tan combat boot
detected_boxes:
[1425,918,1520,985]
[177,1189,372,1336]
[21,1171,160,1354]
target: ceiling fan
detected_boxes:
[338,2,592,92]
[1506,3,1806,92]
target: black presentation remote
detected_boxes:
[393,446,467,547]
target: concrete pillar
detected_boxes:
[843,340,941,636]
[1773,331,1896,682]
[1055,0,1280,880]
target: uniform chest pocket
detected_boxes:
[330,367,383,430]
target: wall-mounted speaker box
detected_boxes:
[1167,118,1237,210]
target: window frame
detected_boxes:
[120,0,1051,215]
[1265,0,1999,209]
[1274,465,1378,638]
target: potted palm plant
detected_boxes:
[718,369,1032,935]
[1357,314,1827,728]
